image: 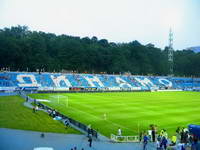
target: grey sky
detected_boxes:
[0,0,199,50]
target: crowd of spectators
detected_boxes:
[140,125,200,150]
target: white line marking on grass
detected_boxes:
[48,94,137,133]
[50,95,68,98]
[37,99,50,102]
[73,102,94,109]
[68,105,134,133]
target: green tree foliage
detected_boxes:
[0,25,199,77]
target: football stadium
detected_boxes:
[1,71,200,150]
[0,1,200,149]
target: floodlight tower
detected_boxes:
[168,28,174,76]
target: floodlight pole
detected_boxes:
[168,28,174,76]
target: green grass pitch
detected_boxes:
[0,95,80,134]
[30,91,200,137]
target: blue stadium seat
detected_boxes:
[0,72,200,91]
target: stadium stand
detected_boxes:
[1,72,200,149]
[0,72,200,92]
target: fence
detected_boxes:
[19,92,98,139]
[110,134,139,142]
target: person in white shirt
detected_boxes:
[103,113,107,120]
[35,106,39,111]
[118,128,122,136]
[148,130,152,141]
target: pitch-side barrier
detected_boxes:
[19,92,98,139]
[110,134,139,142]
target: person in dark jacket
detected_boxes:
[139,131,143,142]
[88,136,92,147]
[160,136,168,150]
[152,128,156,142]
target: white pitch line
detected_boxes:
[50,95,68,98]
[48,95,137,133]
[37,99,50,102]
[68,105,134,132]
[72,102,94,109]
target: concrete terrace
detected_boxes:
[0,128,157,150]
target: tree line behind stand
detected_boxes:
[0,25,200,77]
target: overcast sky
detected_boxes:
[0,0,199,50]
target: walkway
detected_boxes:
[0,128,157,150]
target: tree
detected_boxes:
[0,25,199,77]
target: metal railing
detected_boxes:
[111,134,139,142]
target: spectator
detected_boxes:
[64,119,70,128]
[52,109,56,118]
[157,135,162,144]
[160,136,168,150]
[148,129,152,141]
[191,135,198,150]
[143,133,149,150]
[156,140,160,150]
[176,143,185,150]
[160,129,164,137]
[139,131,143,142]
[188,134,193,146]
[47,109,52,116]
[87,124,91,137]
[95,129,98,139]
[152,126,156,142]
[32,106,36,113]
[40,133,45,138]
[88,136,92,147]
[183,131,189,144]
[156,135,162,149]
[171,135,177,146]
[163,129,168,139]
[35,106,39,112]
[118,128,122,136]
[180,127,184,143]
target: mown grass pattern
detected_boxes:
[30,91,200,137]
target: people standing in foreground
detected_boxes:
[143,133,149,150]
